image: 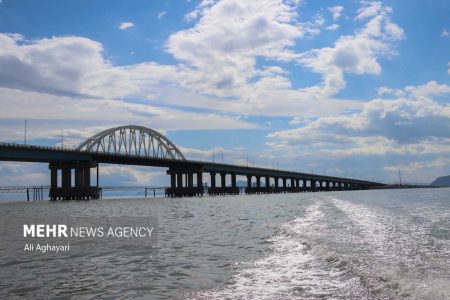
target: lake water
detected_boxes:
[0,188,449,299]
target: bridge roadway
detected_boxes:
[0,143,384,199]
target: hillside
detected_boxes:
[430,175,450,187]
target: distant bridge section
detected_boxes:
[0,125,385,200]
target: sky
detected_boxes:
[0,0,449,187]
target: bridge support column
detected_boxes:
[274,177,279,191]
[49,162,99,200]
[167,168,204,197]
[83,168,90,188]
[245,175,254,194]
[50,168,57,191]
[62,168,71,191]
[170,173,176,189]
[75,168,83,188]
[208,172,239,195]
[210,172,216,188]
[197,172,203,188]
[282,178,287,192]
[231,173,238,194]
[221,173,226,188]
[177,173,183,188]
[310,180,316,192]
[188,173,194,188]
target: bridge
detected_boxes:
[0,125,384,200]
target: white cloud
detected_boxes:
[377,86,405,97]
[0,0,399,119]
[441,29,450,37]
[119,22,134,30]
[326,24,340,31]
[328,6,343,21]
[0,87,259,144]
[168,0,304,95]
[268,81,450,157]
[289,116,302,125]
[298,1,403,95]
[0,34,108,96]
[356,1,383,20]
[404,80,450,97]
[158,11,166,19]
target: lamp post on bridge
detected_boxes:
[24,120,27,145]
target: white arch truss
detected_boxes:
[76,125,186,160]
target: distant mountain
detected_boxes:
[430,175,450,187]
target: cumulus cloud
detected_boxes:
[0,0,403,119]
[326,24,340,31]
[298,1,403,95]
[268,81,450,157]
[0,34,108,96]
[158,11,166,19]
[119,22,134,30]
[328,6,343,20]
[441,29,449,37]
[404,81,450,97]
[168,0,303,94]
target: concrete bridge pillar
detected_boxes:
[256,176,261,188]
[75,167,83,188]
[210,172,216,188]
[188,173,194,188]
[83,168,90,188]
[170,173,176,189]
[49,162,99,200]
[265,176,270,188]
[274,177,279,189]
[220,173,226,188]
[311,180,316,191]
[177,173,183,188]
[247,175,252,188]
[197,172,203,187]
[231,173,237,188]
[166,168,204,197]
[51,168,57,189]
[62,167,71,189]
[282,178,287,191]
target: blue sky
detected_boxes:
[0,0,449,186]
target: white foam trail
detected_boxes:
[192,201,362,299]
[331,197,450,299]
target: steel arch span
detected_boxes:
[76,125,186,160]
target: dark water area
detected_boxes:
[0,188,449,299]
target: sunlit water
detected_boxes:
[0,188,449,299]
